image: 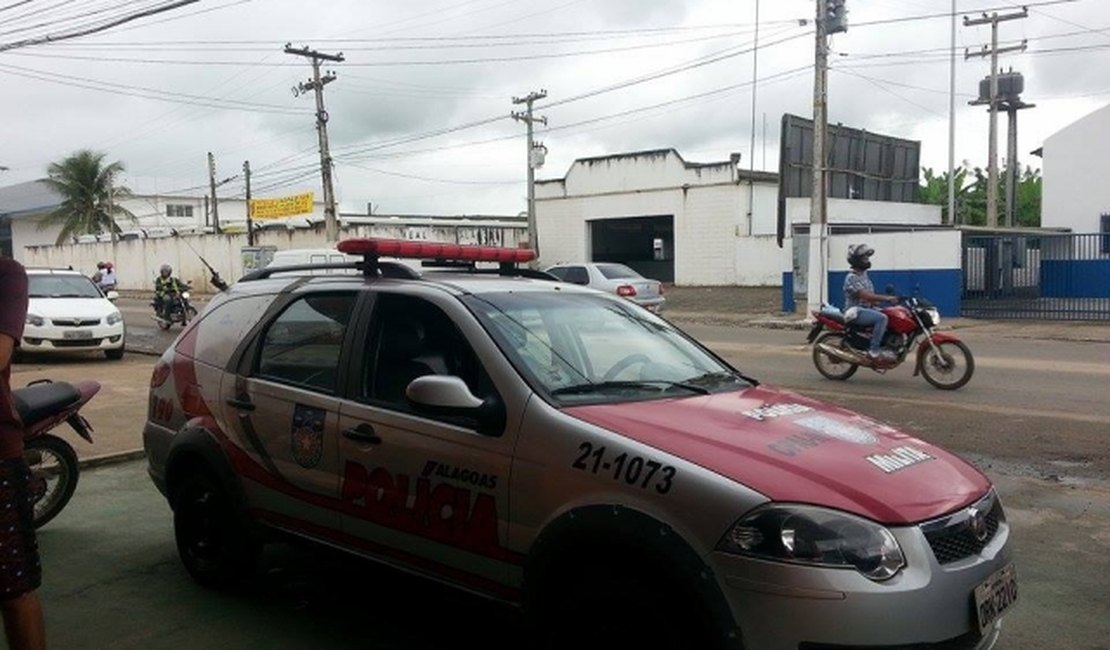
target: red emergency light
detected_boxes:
[337,237,537,264]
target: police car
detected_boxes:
[142,238,1016,650]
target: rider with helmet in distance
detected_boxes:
[152,264,187,321]
[843,244,900,362]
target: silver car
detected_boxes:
[545,262,665,313]
[143,239,1015,650]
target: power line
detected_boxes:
[0,0,199,52]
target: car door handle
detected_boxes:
[226,398,255,412]
[342,424,381,444]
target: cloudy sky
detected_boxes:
[1,0,1108,218]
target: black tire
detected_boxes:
[184,306,198,326]
[172,470,259,589]
[812,332,859,381]
[157,317,171,331]
[23,435,79,529]
[537,560,718,650]
[920,340,975,390]
[104,345,124,360]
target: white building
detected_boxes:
[535,149,942,287]
[1040,102,1110,234]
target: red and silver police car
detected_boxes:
[143,238,1016,650]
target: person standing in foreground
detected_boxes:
[0,258,46,650]
[843,243,899,362]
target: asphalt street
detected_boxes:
[22,297,1102,649]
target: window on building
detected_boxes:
[166,204,194,219]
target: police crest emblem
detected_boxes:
[291,404,325,469]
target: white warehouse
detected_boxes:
[534,149,942,287]
[1040,102,1110,234]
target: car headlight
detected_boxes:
[926,308,941,326]
[106,311,123,326]
[717,504,905,581]
[25,314,44,327]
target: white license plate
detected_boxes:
[974,563,1018,635]
[63,330,93,340]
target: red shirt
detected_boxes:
[0,258,29,460]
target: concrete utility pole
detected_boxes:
[746,0,761,237]
[512,90,547,256]
[207,151,220,233]
[285,43,344,242]
[243,160,254,246]
[964,8,1027,228]
[948,0,957,225]
[807,0,830,316]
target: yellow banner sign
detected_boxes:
[249,192,315,220]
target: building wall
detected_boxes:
[785,197,942,226]
[1042,103,1110,234]
[9,218,60,261]
[22,221,526,292]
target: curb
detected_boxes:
[79,449,146,470]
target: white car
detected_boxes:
[545,262,666,313]
[21,268,125,360]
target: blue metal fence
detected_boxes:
[961,233,1110,320]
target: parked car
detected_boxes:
[545,262,665,313]
[144,238,1015,650]
[21,268,125,360]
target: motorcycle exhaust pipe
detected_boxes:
[816,341,865,364]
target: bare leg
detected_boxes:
[1,591,46,650]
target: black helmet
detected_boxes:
[847,243,874,270]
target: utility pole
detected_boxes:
[948,0,957,225]
[243,160,254,246]
[964,8,1027,228]
[512,89,547,256]
[286,43,344,242]
[746,0,761,237]
[207,151,220,233]
[807,0,834,315]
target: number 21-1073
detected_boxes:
[572,442,676,494]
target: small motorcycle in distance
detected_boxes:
[806,295,975,390]
[152,282,198,330]
[11,379,100,528]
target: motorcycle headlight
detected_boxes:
[181,291,191,300]
[926,308,941,326]
[106,311,123,326]
[717,504,905,581]
[25,313,44,327]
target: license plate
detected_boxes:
[63,330,93,340]
[974,563,1018,635]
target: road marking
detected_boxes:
[702,341,1110,377]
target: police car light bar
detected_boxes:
[337,237,537,264]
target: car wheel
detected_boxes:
[538,559,717,650]
[172,470,259,589]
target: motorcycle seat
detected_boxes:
[11,382,81,426]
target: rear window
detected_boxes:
[596,263,641,280]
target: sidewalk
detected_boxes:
[662,286,1110,343]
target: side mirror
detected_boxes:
[406,375,505,435]
[106,290,119,301]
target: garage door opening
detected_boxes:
[589,215,674,282]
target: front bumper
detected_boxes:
[711,517,1013,649]
[22,323,125,353]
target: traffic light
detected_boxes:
[825,0,848,34]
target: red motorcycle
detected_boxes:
[11,379,100,528]
[806,296,975,390]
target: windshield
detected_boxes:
[596,263,641,280]
[28,274,102,299]
[464,291,750,405]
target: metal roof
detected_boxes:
[0,180,62,220]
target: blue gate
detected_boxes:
[961,233,1110,320]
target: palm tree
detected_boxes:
[39,150,136,245]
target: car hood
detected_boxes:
[28,297,117,320]
[564,385,990,525]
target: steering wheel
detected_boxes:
[602,353,653,381]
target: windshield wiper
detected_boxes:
[551,380,710,397]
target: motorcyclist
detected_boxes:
[843,244,900,362]
[153,264,187,320]
[97,262,117,292]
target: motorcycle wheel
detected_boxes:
[184,306,198,323]
[22,435,79,529]
[157,316,171,331]
[921,340,975,390]
[812,332,859,381]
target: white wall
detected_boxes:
[9,219,59,262]
[785,197,942,226]
[538,150,736,199]
[1042,103,1110,233]
[22,221,526,292]
[826,231,961,272]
